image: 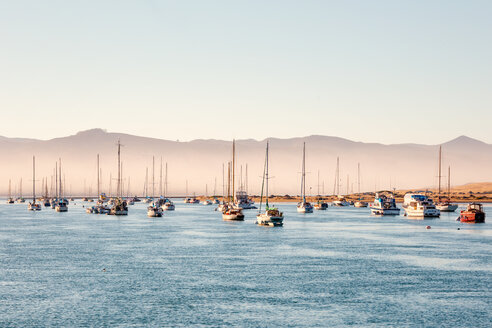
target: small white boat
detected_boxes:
[55,201,68,212]
[28,202,41,211]
[370,193,400,215]
[202,199,212,205]
[333,196,350,207]
[222,206,245,221]
[403,194,440,218]
[436,202,458,212]
[256,142,284,227]
[296,142,313,214]
[147,203,163,217]
[354,200,368,208]
[160,198,175,211]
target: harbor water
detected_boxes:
[0,201,491,327]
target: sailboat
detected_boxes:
[354,163,368,208]
[256,142,283,226]
[43,178,51,207]
[222,140,245,221]
[55,158,68,212]
[296,142,314,213]
[435,146,458,212]
[147,156,163,217]
[160,162,175,211]
[314,170,328,210]
[17,178,25,203]
[201,184,212,205]
[27,156,41,211]
[6,179,14,204]
[332,157,350,207]
[109,139,128,215]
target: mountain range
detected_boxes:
[1,129,491,197]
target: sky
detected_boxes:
[1,0,491,144]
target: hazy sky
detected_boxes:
[1,0,491,144]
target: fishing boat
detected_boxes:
[370,192,400,215]
[435,147,458,212]
[108,140,128,216]
[256,142,283,227]
[297,143,313,213]
[6,179,14,204]
[403,193,440,218]
[27,156,41,211]
[222,140,245,221]
[459,203,485,223]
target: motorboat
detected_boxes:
[403,194,440,218]
[370,192,400,215]
[459,203,485,223]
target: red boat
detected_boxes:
[459,203,485,223]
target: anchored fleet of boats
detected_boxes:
[4,140,486,225]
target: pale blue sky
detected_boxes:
[1,0,491,144]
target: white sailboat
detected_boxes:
[109,139,128,215]
[332,157,350,207]
[256,142,283,227]
[160,162,175,211]
[435,146,458,212]
[297,142,313,213]
[54,158,68,212]
[222,140,244,221]
[6,179,14,204]
[148,156,163,217]
[354,163,368,208]
[27,156,41,211]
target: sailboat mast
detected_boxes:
[97,154,100,198]
[152,156,155,199]
[55,162,58,199]
[9,179,11,198]
[358,163,361,197]
[232,140,236,203]
[32,156,36,202]
[246,164,248,194]
[20,178,22,198]
[159,157,163,196]
[227,162,231,202]
[59,158,62,199]
[117,140,121,198]
[438,145,442,199]
[336,157,340,196]
[448,166,451,197]
[222,163,225,201]
[145,167,148,198]
[266,141,269,208]
[165,162,168,197]
[301,143,306,202]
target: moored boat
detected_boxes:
[296,142,313,213]
[403,194,440,218]
[256,142,283,226]
[459,203,485,223]
[370,192,400,215]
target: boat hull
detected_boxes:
[436,204,458,212]
[370,207,400,216]
[460,212,485,223]
[297,206,313,213]
[222,214,245,221]
[255,214,283,227]
[404,208,440,217]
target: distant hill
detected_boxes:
[1,129,491,196]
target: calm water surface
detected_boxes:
[0,201,491,327]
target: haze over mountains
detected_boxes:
[1,129,491,197]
